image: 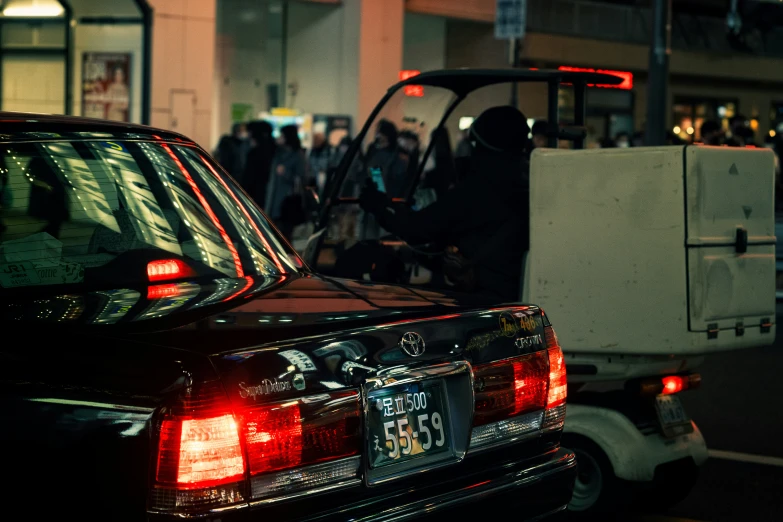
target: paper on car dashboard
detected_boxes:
[0,232,84,287]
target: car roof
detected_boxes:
[394,68,625,96]
[0,112,193,143]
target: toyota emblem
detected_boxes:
[399,332,425,357]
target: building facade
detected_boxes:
[4,0,782,149]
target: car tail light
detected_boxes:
[638,373,701,397]
[472,352,549,428]
[150,381,246,513]
[244,392,361,499]
[543,326,567,429]
[147,259,196,282]
[469,321,568,450]
[150,383,362,515]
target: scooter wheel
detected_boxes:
[562,434,630,517]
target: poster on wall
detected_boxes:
[82,52,131,122]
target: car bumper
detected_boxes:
[153,447,576,522]
[325,447,577,522]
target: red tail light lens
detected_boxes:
[151,382,246,513]
[147,259,196,282]
[545,326,567,408]
[157,414,244,487]
[472,351,549,427]
[243,391,361,477]
[638,373,701,397]
[662,375,684,395]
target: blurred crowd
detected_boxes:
[212,121,351,239]
[213,112,783,239]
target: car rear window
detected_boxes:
[0,139,301,290]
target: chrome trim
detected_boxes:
[363,361,475,486]
[358,447,577,522]
[248,478,362,506]
[250,456,362,500]
[468,411,545,454]
[527,505,569,521]
[146,492,249,519]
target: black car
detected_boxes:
[0,114,574,521]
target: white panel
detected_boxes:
[526,146,688,355]
[685,145,776,245]
[688,245,775,331]
[2,55,65,114]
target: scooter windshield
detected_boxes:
[334,85,457,201]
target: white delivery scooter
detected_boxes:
[523,144,776,513]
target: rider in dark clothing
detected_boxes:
[359,106,531,302]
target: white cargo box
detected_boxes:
[523,145,776,356]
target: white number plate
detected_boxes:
[654,394,692,437]
[368,382,450,468]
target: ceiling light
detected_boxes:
[3,1,64,17]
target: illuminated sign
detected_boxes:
[399,70,424,97]
[558,66,633,90]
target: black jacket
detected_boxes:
[362,154,530,302]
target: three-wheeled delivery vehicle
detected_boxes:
[300,69,777,514]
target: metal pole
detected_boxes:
[645,0,672,146]
[509,38,519,108]
[133,0,153,125]
[574,81,586,149]
[57,0,73,115]
[547,79,559,148]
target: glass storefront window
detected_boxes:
[672,97,737,142]
[216,0,286,132]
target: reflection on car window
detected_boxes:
[0,139,299,290]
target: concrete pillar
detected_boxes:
[355,0,404,126]
[147,0,216,149]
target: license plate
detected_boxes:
[654,394,692,437]
[368,382,451,468]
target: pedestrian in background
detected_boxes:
[308,132,332,197]
[242,120,276,209]
[531,120,548,149]
[215,122,250,182]
[699,120,724,145]
[265,125,306,239]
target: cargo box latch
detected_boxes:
[707,323,719,339]
[735,226,748,254]
[735,321,744,336]
[761,318,772,334]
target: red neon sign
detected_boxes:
[399,70,424,97]
[558,66,633,90]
